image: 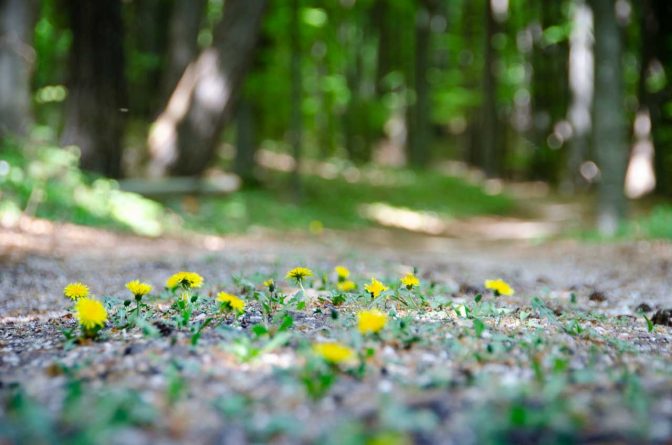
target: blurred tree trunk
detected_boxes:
[160,0,206,106]
[407,3,433,168]
[638,0,672,196]
[234,96,256,186]
[127,0,173,118]
[530,1,569,184]
[289,0,302,201]
[147,0,267,177]
[565,0,594,191]
[61,0,126,178]
[0,0,36,139]
[480,0,499,178]
[463,0,482,168]
[342,18,370,164]
[592,0,627,235]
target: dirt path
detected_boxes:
[2,220,672,444]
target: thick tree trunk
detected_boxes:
[637,0,672,196]
[0,0,35,139]
[592,0,627,235]
[61,0,126,178]
[160,0,206,105]
[147,0,267,177]
[126,0,172,118]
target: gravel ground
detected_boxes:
[2,224,672,444]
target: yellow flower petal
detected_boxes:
[313,342,355,364]
[64,282,89,300]
[74,298,107,330]
[357,309,388,334]
[484,279,514,296]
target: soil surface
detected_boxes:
[2,220,672,444]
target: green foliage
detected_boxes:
[0,138,169,236]
[174,166,513,234]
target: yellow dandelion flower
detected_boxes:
[337,280,356,292]
[263,279,275,290]
[64,282,89,300]
[357,309,388,334]
[74,298,108,331]
[484,279,514,296]
[217,292,245,313]
[286,267,313,282]
[400,273,420,289]
[313,342,355,364]
[335,266,350,280]
[166,271,204,290]
[125,280,152,298]
[364,278,388,298]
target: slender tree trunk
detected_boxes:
[147,0,267,177]
[61,0,126,178]
[407,4,432,168]
[530,1,569,184]
[592,0,627,235]
[463,0,482,168]
[0,0,35,139]
[481,0,499,177]
[160,0,206,106]
[234,96,256,186]
[289,0,302,200]
[566,0,594,190]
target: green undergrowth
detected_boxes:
[1,138,514,236]
[573,203,672,242]
[169,167,514,234]
[0,138,169,236]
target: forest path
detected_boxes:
[1,216,670,316]
[2,218,672,443]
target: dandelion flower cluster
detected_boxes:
[166,271,204,290]
[126,280,152,298]
[64,282,89,301]
[286,267,313,282]
[313,342,355,364]
[364,278,388,298]
[74,298,108,333]
[217,292,246,313]
[485,278,514,296]
[357,309,388,334]
[400,273,420,289]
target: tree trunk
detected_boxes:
[147,0,267,177]
[160,0,206,106]
[592,0,627,235]
[234,96,257,186]
[0,0,35,139]
[289,0,302,201]
[61,0,126,178]
[530,0,569,184]
[638,0,672,196]
[480,0,499,178]
[407,4,432,168]
[126,0,173,118]
[565,0,594,190]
